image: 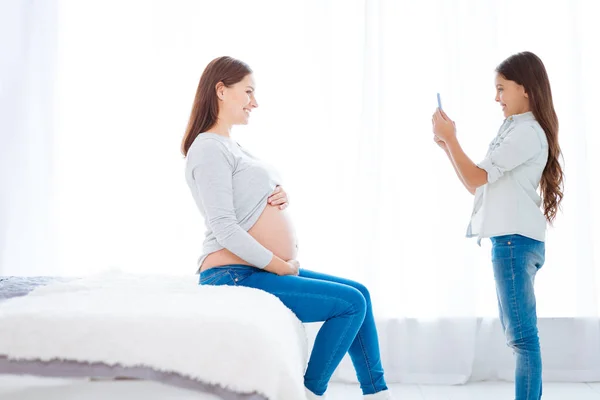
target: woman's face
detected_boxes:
[218,74,258,125]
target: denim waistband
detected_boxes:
[199,264,258,277]
[490,234,543,245]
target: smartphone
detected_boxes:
[437,93,442,110]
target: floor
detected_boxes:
[329,382,600,399]
[1,376,600,399]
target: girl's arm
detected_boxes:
[445,137,488,190]
[444,146,477,195]
[432,109,487,190]
[434,136,475,195]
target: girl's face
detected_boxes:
[495,74,530,118]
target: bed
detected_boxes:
[0,273,308,400]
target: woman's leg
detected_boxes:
[492,235,545,400]
[299,269,388,396]
[210,265,368,396]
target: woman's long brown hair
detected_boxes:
[496,51,564,224]
[181,56,252,156]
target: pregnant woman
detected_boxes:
[182,56,393,400]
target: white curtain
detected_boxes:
[0,0,58,277]
[2,0,599,383]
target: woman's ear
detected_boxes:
[215,82,226,100]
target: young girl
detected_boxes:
[432,51,564,400]
[183,56,394,400]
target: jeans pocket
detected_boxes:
[492,237,515,261]
[229,268,258,286]
[199,269,232,286]
[492,234,519,246]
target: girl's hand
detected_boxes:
[432,109,457,142]
[268,186,289,210]
[433,135,448,151]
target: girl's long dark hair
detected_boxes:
[496,51,564,223]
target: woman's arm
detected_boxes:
[190,139,297,275]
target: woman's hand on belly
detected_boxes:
[268,186,289,210]
[263,257,300,276]
[203,195,297,271]
[287,259,300,275]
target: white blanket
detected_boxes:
[0,272,308,400]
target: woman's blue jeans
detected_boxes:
[200,265,388,396]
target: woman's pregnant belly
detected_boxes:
[200,204,298,271]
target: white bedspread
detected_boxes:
[0,272,308,400]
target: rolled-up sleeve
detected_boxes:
[477,125,543,184]
[190,139,273,268]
